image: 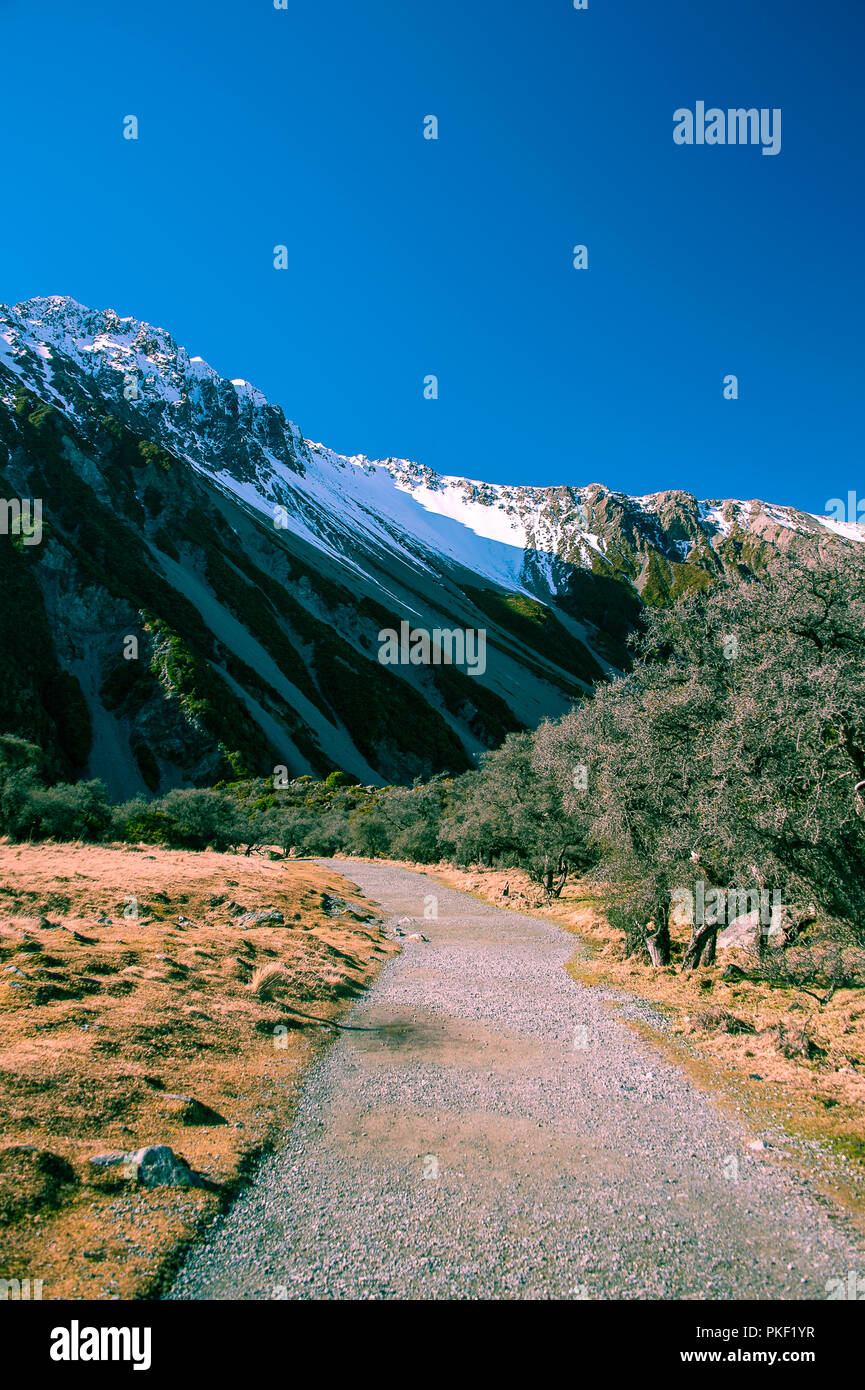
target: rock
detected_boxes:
[88,1152,132,1169]
[320,894,349,917]
[407,934,429,942]
[236,910,284,928]
[133,1146,206,1187]
[717,910,761,950]
[89,1145,208,1189]
[717,905,787,951]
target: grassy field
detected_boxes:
[0,842,395,1299]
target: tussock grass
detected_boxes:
[0,842,393,1298]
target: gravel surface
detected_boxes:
[167,862,865,1300]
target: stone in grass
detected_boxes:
[236,910,284,929]
[89,1145,208,1189]
[133,1146,208,1188]
[717,906,788,951]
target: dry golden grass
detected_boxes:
[0,841,396,1299]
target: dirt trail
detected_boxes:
[167,862,865,1300]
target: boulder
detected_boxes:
[132,1145,205,1188]
[236,910,284,929]
[88,1144,208,1188]
[717,905,788,950]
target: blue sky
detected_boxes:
[2,0,862,511]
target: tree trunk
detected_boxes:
[542,856,554,896]
[643,912,671,966]
[750,865,766,962]
[681,921,717,971]
[699,930,717,967]
[549,852,569,898]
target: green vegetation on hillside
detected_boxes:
[462,584,604,685]
[3,552,861,979]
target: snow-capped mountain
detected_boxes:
[0,295,860,795]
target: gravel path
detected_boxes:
[168,861,865,1300]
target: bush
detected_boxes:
[154,788,249,851]
[324,769,359,789]
[110,798,171,844]
[346,809,393,858]
[17,780,111,842]
[249,962,291,1001]
[390,820,441,863]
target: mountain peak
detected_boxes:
[2,295,863,579]
[1,294,863,795]
[1,295,306,486]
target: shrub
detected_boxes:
[18,780,111,842]
[154,788,248,852]
[346,809,393,858]
[391,820,440,863]
[110,799,171,844]
[324,769,359,789]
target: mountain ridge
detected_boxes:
[4,295,862,580]
[0,295,861,797]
